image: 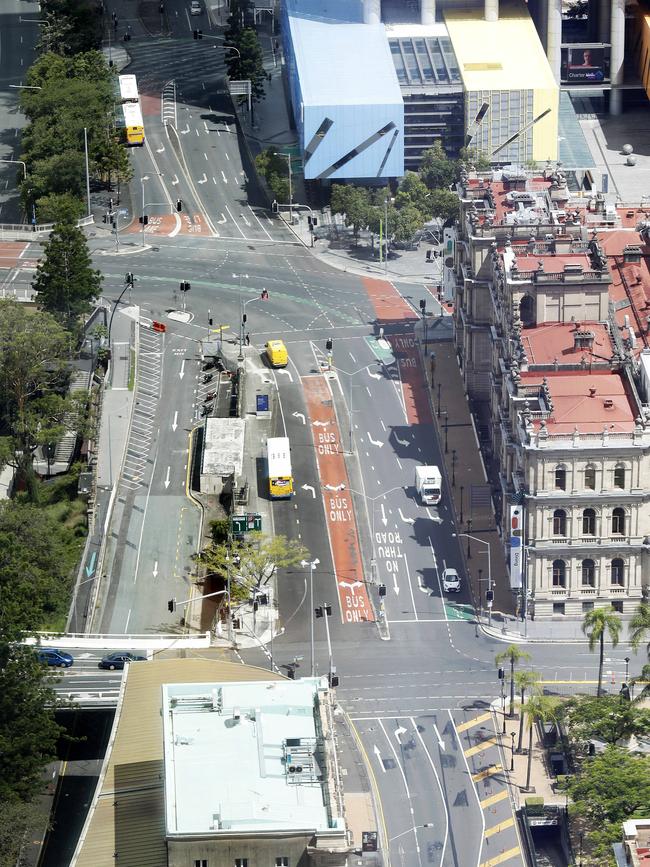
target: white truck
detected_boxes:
[415,465,442,505]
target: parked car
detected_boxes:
[37,649,74,668]
[98,652,147,671]
[442,567,461,593]
[190,0,201,14]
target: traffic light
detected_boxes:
[486,589,494,604]
[176,199,183,212]
[124,272,134,287]
[498,668,504,680]
[102,213,108,224]
[315,606,323,619]
[208,317,213,325]
[167,598,176,612]
[242,313,247,324]
[419,298,427,312]
[272,200,279,213]
[180,281,191,292]
[326,337,333,351]
[511,508,522,537]
[139,215,149,225]
[193,28,203,38]
[329,672,339,688]
[378,584,386,597]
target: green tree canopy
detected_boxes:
[226,27,266,101]
[33,221,102,326]
[428,188,460,223]
[394,171,432,218]
[582,606,622,697]
[629,601,650,658]
[418,142,458,190]
[0,644,63,803]
[561,694,650,749]
[39,0,102,55]
[568,747,650,866]
[195,532,308,602]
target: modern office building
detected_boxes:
[451,165,650,618]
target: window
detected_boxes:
[581,559,595,586]
[611,558,625,585]
[276,860,289,867]
[582,601,594,612]
[552,560,566,587]
[235,860,248,867]
[554,465,567,490]
[553,509,567,536]
[612,507,626,535]
[584,464,596,490]
[582,508,596,535]
[553,602,565,615]
[612,600,624,613]
[194,861,208,867]
[614,464,626,489]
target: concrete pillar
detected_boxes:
[609,0,625,114]
[599,0,610,44]
[421,0,436,25]
[546,0,562,84]
[484,0,498,22]
[363,0,381,25]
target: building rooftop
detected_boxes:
[520,371,636,434]
[162,678,337,836]
[201,418,244,478]
[387,28,462,87]
[286,3,402,107]
[520,322,614,367]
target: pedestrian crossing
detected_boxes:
[120,326,163,491]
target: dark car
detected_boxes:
[37,649,74,668]
[98,652,146,671]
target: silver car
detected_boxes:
[190,0,201,14]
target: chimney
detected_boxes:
[589,387,597,397]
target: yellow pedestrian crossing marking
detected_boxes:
[480,789,509,809]
[485,817,515,838]
[472,764,502,783]
[464,737,498,758]
[457,712,492,733]
[480,845,522,866]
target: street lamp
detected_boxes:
[441,410,449,454]
[459,485,464,524]
[453,532,492,626]
[451,449,457,487]
[498,666,506,734]
[301,558,319,676]
[510,731,516,771]
[140,175,149,248]
[437,382,442,417]
[315,602,338,687]
[328,360,382,455]
[232,273,249,361]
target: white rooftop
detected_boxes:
[162,678,336,835]
[202,417,245,478]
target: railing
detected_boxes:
[508,268,609,283]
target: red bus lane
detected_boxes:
[302,375,374,624]
[363,276,433,425]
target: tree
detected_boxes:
[227,28,266,102]
[582,606,622,697]
[33,221,102,327]
[0,644,63,803]
[629,601,650,658]
[35,192,86,225]
[195,532,308,602]
[0,797,45,867]
[495,644,531,717]
[255,148,291,203]
[524,695,559,791]
[567,747,650,866]
[428,188,460,223]
[330,185,371,244]
[390,203,424,243]
[514,670,541,752]
[394,171,432,218]
[561,694,650,749]
[0,301,71,497]
[631,663,650,702]
[418,142,458,190]
[225,0,251,47]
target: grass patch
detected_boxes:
[128,348,136,390]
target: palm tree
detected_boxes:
[630,663,650,702]
[582,606,622,697]
[629,602,650,657]
[514,670,542,753]
[524,695,559,791]
[495,644,531,717]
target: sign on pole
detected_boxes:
[509,505,523,589]
[232,513,262,535]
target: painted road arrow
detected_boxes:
[293,411,306,424]
[373,744,386,772]
[368,433,384,447]
[393,575,400,595]
[380,504,388,526]
[153,561,159,578]
[172,411,178,432]
[85,551,96,578]
[395,434,409,446]
[164,467,171,489]
[394,725,407,743]
[433,723,446,751]
[302,484,315,498]
[398,508,415,524]
[179,360,185,380]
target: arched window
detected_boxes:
[612,507,626,535]
[582,508,596,535]
[554,465,567,490]
[611,558,625,586]
[553,509,567,536]
[519,294,536,326]
[584,464,596,490]
[552,560,566,587]
[581,559,596,587]
[614,464,626,489]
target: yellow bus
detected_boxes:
[267,436,293,499]
[121,102,145,147]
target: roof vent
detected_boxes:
[624,245,642,263]
[604,399,614,408]
[589,387,597,397]
[574,329,595,350]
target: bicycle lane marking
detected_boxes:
[362,276,433,426]
[302,374,374,624]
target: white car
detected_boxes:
[442,567,461,593]
[190,0,201,14]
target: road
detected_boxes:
[3,3,644,864]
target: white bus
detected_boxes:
[266,437,293,499]
[120,101,145,146]
[118,74,139,103]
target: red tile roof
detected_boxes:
[520,322,613,367]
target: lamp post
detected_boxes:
[301,558,319,677]
[437,382,442,417]
[315,602,337,687]
[466,519,472,558]
[273,152,293,224]
[328,360,382,455]
[442,410,449,453]
[451,449,457,487]
[499,667,506,734]
[233,272,249,361]
[140,175,148,248]
[384,197,389,274]
[510,731,516,772]
[459,485,464,524]
[454,532,492,626]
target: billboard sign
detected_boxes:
[509,505,524,590]
[561,46,610,84]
